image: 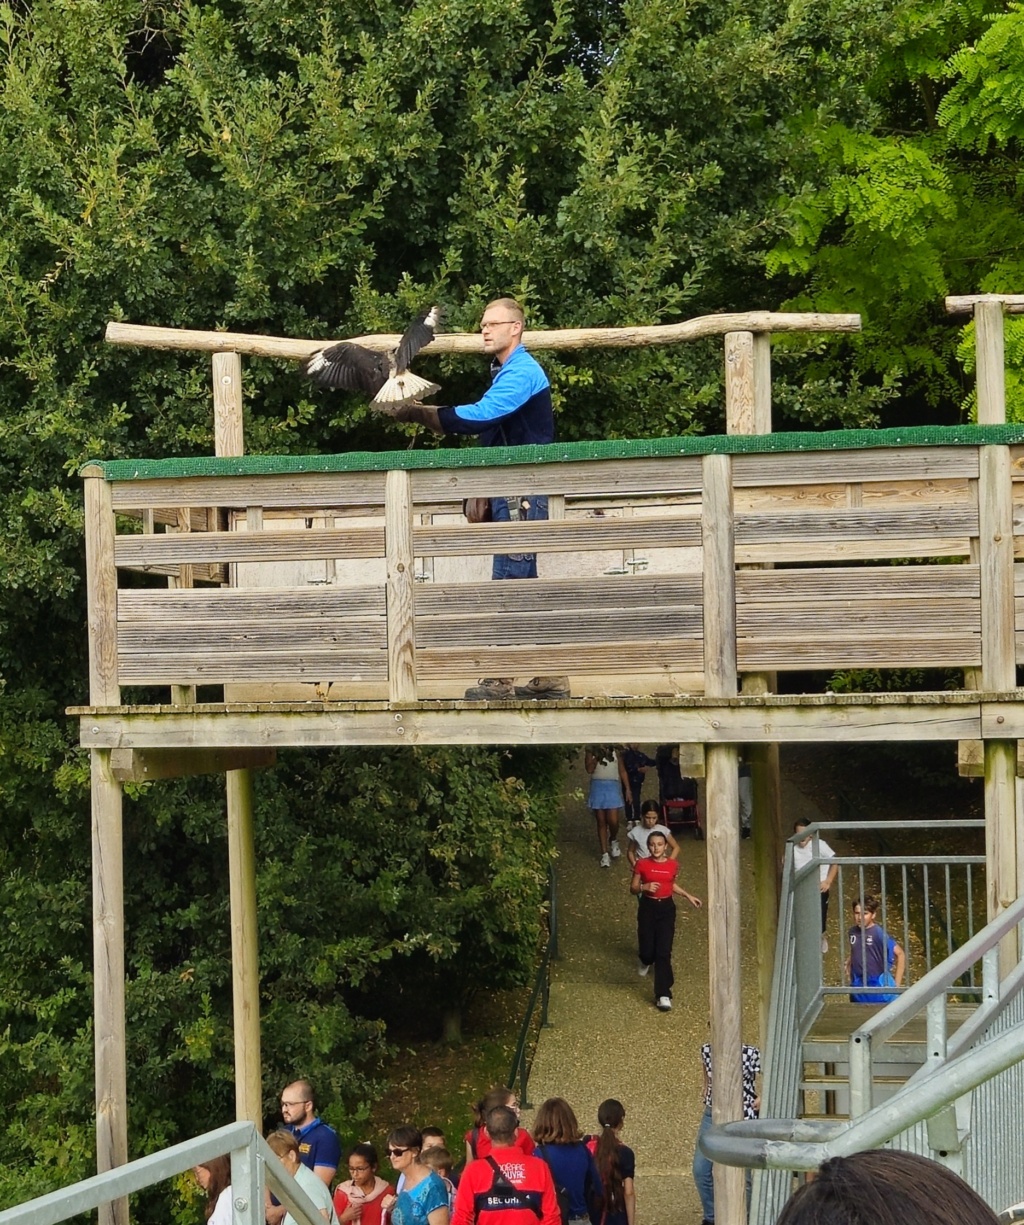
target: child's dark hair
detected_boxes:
[640,800,660,817]
[595,1099,626,1214]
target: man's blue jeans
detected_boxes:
[490,494,548,580]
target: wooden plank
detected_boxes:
[416,641,704,677]
[386,469,417,702]
[413,457,704,501]
[737,538,973,564]
[84,478,121,706]
[736,478,972,513]
[416,573,702,614]
[118,586,386,619]
[946,294,1024,315]
[738,599,979,634]
[117,620,386,652]
[110,471,388,511]
[732,447,979,486]
[91,749,128,1225]
[738,638,982,670]
[735,506,977,545]
[419,607,702,648]
[213,351,244,457]
[117,650,388,684]
[104,312,861,360]
[109,747,276,781]
[702,454,737,698]
[411,515,702,557]
[975,301,1006,425]
[737,565,980,601]
[114,525,385,566]
[76,697,987,749]
[980,447,1016,689]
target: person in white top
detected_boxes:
[195,1157,233,1225]
[792,819,839,952]
[585,746,632,868]
[626,800,680,867]
[266,1130,339,1225]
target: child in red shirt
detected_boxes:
[630,830,702,1011]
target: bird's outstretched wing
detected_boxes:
[394,304,444,374]
[301,343,388,394]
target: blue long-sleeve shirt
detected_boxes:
[533,1141,600,1220]
[438,344,554,447]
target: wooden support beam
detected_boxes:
[946,294,1024,315]
[707,742,744,1225]
[227,768,262,1124]
[84,478,120,707]
[109,747,276,782]
[386,469,417,703]
[92,749,128,1225]
[958,739,985,778]
[975,301,1006,426]
[214,351,244,458]
[724,331,771,435]
[104,313,862,361]
[702,454,737,699]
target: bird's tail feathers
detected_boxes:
[372,373,441,404]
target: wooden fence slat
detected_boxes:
[417,607,703,648]
[415,642,704,678]
[736,565,980,600]
[735,506,978,544]
[117,651,388,684]
[732,448,979,486]
[412,515,702,557]
[738,639,982,669]
[114,526,386,566]
[117,587,387,618]
[110,472,388,510]
[117,621,387,651]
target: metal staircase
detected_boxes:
[702,822,1024,1222]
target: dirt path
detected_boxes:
[522,750,828,1225]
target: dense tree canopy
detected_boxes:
[2,0,1023,1212]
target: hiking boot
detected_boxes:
[464,677,514,700]
[514,675,570,699]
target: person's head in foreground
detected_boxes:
[776,1149,999,1225]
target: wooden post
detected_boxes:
[213,350,264,1123]
[227,768,262,1123]
[701,452,744,1225]
[724,331,770,436]
[84,475,120,707]
[214,352,245,457]
[92,748,128,1225]
[978,440,1018,967]
[725,331,784,1044]
[386,469,417,703]
[975,301,1005,426]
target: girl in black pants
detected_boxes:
[630,830,702,1011]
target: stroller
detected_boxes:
[655,745,704,839]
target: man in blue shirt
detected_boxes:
[387,298,568,701]
[280,1080,340,1184]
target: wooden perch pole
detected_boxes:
[105,312,861,360]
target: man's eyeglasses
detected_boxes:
[387,1146,410,1157]
[280,1099,309,1107]
[480,320,519,331]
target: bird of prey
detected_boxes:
[301,306,443,405]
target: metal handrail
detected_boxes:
[506,866,558,1107]
[0,1122,327,1225]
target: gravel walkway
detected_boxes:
[522,749,827,1225]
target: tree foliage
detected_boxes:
[3,0,1020,1212]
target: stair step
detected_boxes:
[801,1073,907,1087]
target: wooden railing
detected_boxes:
[80,430,1024,708]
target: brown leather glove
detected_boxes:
[374,401,444,434]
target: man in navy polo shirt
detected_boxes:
[280,1079,340,1185]
[385,298,569,702]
